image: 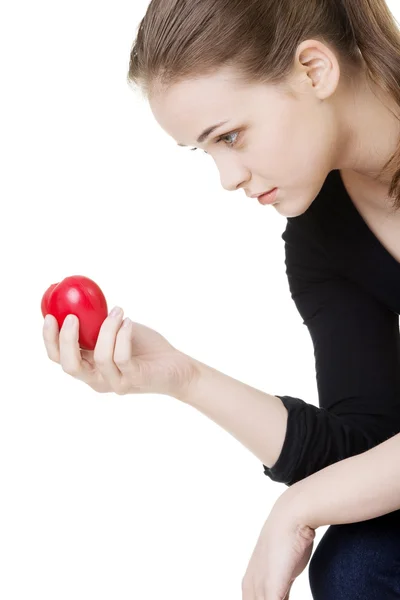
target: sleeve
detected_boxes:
[263,217,400,487]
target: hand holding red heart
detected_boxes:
[41,275,197,398]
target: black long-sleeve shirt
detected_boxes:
[263,169,400,486]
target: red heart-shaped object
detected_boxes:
[41,275,108,350]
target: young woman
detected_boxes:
[43,0,400,598]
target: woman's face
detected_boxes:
[149,43,342,218]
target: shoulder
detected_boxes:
[282,170,344,250]
[282,169,352,261]
[282,171,342,281]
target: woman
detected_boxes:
[43,0,400,598]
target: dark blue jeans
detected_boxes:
[309,509,400,599]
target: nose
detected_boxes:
[217,159,251,193]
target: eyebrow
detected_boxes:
[177,120,229,147]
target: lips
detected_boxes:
[257,188,278,205]
[251,189,275,198]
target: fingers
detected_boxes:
[43,307,134,395]
[59,314,84,378]
[43,314,60,363]
[113,318,134,373]
[93,307,126,392]
[43,313,85,378]
[113,317,145,393]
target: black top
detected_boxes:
[263,169,400,486]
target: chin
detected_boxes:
[274,198,313,218]
[273,180,325,218]
[269,171,330,218]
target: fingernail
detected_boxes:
[65,315,76,326]
[123,317,131,328]
[44,315,51,328]
[110,306,122,318]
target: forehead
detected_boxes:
[148,67,272,145]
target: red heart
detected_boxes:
[41,276,108,350]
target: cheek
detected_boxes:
[273,103,330,166]
[283,120,332,184]
[266,120,332,217]
[250,116,307,175]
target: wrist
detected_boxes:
[172,353,202,402]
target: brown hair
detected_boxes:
[127,0,400,209]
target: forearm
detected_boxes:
[175,357,288,469]
[283,431,400,529]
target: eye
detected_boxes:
[189,130,241,155]
[217,131,240,148]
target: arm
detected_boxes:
[177,217,400,487]
[282,430,400,528]
[176,359,289,469]
[263,215,400,485]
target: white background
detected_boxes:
[1,1,399,598]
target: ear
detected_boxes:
[295,39,341,100]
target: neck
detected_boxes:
[335,63,400,187]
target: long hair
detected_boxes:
[128,0,400,209]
